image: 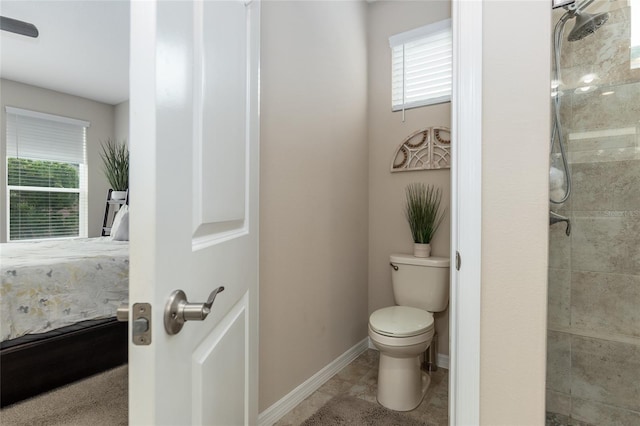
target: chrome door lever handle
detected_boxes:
[164,287,225,335]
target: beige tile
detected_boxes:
[568,134,637,154]
[549,222,571,269]
[572,271,640,338]
[274,391,333,426]
[570,81,640,133]
[355,348,379,369]
[571,215,640,274]
[411,408,448,426]
[546,390,571,416]
[335,360,371,384]
[548,268,571,329]
[571,336,640,411]
[276,350,450,425]
[547,330,572,394]
[571,163,614,211]
[569,148,640,165]
[356,367,378,387]
[426,368,447,389]
[564,7,640,90]
[315,375,354,396]
[571,160,640,212]
[346,382,378,404]
[572,397,640,426]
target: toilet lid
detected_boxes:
[369,306,434,337]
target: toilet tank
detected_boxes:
[390,254,450,312]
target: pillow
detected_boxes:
[110,204,129,241]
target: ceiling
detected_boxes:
[1,0,129,105]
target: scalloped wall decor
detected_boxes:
[390,126,451,172]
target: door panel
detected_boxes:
[200,1,247,226]
[129,0,260,424]
[192,296,248,425]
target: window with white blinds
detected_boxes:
[390,19,452,111]
[5,107,90,241]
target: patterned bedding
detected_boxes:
[0,237,129,342]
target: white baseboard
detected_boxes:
[368,337,450,369]
[437,353,450,369]
[257,337,370,426]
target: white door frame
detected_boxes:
[450,0,482,424]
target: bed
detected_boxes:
[0,237,129,406]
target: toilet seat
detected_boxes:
[369,306,434,338]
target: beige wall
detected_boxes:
[114,100,130,143]
[0,79,115,241]
[367,1,451,356]
[480,1,550,423]
[259,1,369,411]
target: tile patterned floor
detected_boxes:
[275,349,449,425]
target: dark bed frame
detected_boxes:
[0,318,127,407]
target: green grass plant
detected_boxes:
[405,182,445,244]
[100,139,129,191]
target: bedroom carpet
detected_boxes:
[0,365,127,426]
[300,395,430,426]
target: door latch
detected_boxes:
[116,303,152,345]
[164,287,225,335]
[456,251,461,271]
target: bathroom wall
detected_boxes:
[259,1,369,411]
[367,1,452,359]
[547,1,640,423]
[0,79,114,241]
[481,1,550,423]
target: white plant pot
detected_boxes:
[413,243,431,258]
[111,190,127,200]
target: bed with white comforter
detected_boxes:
[0,237,129,342]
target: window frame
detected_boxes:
[5,107,90,242]
[390,18,453,112]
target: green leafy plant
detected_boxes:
[405,182,445,244]
[100,139,129,191]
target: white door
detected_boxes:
[128,1,260,425]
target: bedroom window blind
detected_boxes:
[5,107,90,241]
[390,19,452,112]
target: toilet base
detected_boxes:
[376,352,431,411]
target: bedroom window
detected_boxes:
[5,107,89,241]
[390,19,452,112]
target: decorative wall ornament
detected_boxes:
[390,126,451,172]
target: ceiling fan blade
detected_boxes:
[1,16,39,38]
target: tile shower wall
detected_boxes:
[547,2,640,424]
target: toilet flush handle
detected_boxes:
[390,262,399,271]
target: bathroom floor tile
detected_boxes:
[276,349,449,425]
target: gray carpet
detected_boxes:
[0,365,128,426]
[300,395,428,426]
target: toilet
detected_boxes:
[368,254,450,411]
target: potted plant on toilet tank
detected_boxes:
[405,182,445,258]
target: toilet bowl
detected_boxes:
[368,305,435,411]
[369,254,449,412]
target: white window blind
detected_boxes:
[5,107,90,241]
[390,19,452,112]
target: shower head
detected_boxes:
[567,10,609,41]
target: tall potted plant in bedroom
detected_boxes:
[100,139,129,200]
[405,182,445,258]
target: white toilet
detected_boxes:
[368,254,450,411]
